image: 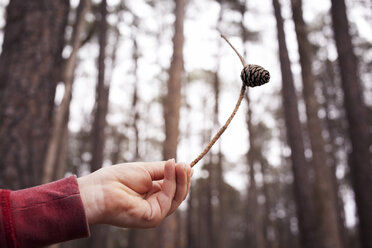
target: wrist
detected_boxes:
[77,175,104,225]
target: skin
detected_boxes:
[77,159,192,228]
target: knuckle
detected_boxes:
[141,210,162,228]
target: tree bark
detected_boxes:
[205,160,215,248]
[215,143,226,248]
[290,0,343,247]
[197,178,211,248]
[186,186,196,248]
[161,0,184,161]
[54,121,69,180]
[42,0,91,184]
[245,95,266,248]
[260,161,280,248]
[198,99,215,248]
[131,34,140,161]
[0,0,69,189]
[213,8,227,247]
[90,0,109,173]
[239,2,266,247]
[330,1,372,247]
[320,57,350,248]
[89,1,109,247]
[272,0,320,247]
[157,0,185,247]
[127,23,143,248]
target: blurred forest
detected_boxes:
[0,0,371,247]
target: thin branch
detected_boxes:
[190,84,246,167]
[220,34,246,67]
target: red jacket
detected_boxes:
[0,176,90,247]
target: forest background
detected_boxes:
[0,0,371,247]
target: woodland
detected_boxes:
[0,0,371,247]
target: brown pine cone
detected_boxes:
[240,64,270,87]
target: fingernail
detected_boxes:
[169,158,175,164]
[189,168,194,177]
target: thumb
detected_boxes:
[157,159,176,217]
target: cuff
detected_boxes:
[2,176,90,247]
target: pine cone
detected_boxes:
[240,64,270,87]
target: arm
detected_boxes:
[0,159,192,247]
[0,176,89,248]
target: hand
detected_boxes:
[77,159,192,228]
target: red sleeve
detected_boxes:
[0,176,90,248]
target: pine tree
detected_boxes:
[290,0,343,247]
[330,0,372,247]
[0,0,70,189]
[272,0,320,247]
[156,0,186,247]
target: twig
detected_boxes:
[190,35,248,167]
[220,34,246,67]
[189,35,269,168]
[190,84,246,167]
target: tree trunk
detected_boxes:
[240,2,266,246]
[131,34,140,161]
[321,58,351,248]
[0,0,69,189]
[54,116,69,180]
[213,25,227,248]
[197,179,210,248]
[162,0,184,161]
[215,149,226,248]
[42,0,91,184]
[157,0,185,247]
[186,186,196,248]
[245,95,266,248]
[330,1,372,247]
[260,161,280,248]
[290,0,343,247]
[127,23,143,248]
[89,1,109,247]
[272,0,320,247]
[200,99,215,248]
[90,0,109,173]
[205,161,215,248]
